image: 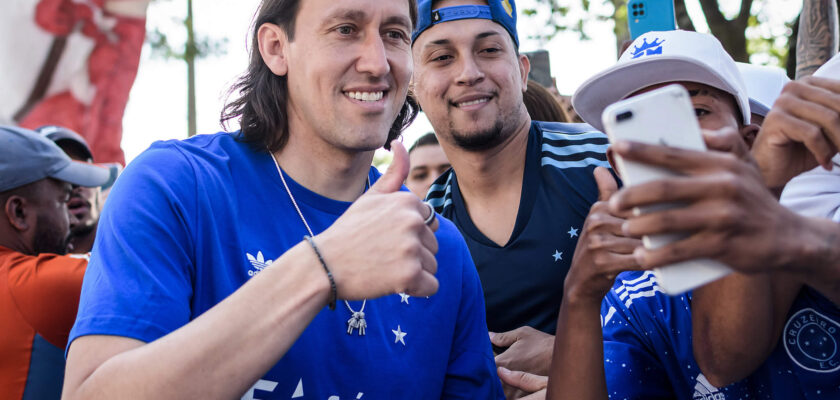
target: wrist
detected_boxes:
[789,216,840,276]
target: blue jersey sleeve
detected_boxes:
[440,219,505,399]
[601,284,675,399]
[68,142,198,349]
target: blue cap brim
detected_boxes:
[50,160,111,188]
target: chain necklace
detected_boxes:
[269,151,369,336]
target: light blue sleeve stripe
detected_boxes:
[542,131,606,142]
[541,142,609,157]
[540,156,611,169]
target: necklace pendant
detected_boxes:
[346,311,366,336]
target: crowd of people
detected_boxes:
[1,0,838,399]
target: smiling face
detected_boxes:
[411,0,530,151]
[278,0,413,153]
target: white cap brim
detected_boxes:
[573,56,751,132]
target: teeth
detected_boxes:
[457,98,489,107]
[346,91,384,101]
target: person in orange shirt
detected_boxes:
[0,125,109,399]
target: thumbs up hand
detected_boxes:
[563,167,645,307]
[314,141,440,301]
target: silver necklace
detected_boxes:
[269,151,368,336]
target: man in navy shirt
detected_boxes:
[62,0,503,399]
[503,31,840,399]
[411,0,609,384]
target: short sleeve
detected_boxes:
[68,142,199,351]
[780,157,840,221]
[601,290,675,399]
[440,221,505,399]
[8,253,87,348]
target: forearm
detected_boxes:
[64,242,330,400]
[692,273,799,387]
[796,0,839,79]
[546,298,607,400]
[792,216,840,305]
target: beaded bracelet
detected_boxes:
[304,235,337,310]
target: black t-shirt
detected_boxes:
[426,121,609,333]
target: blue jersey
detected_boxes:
[69,133,503,399]
[602,271,840,399]
[426,121,609,333]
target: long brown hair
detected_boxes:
[220,0,419,152]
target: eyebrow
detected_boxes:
[425,31,502,48]
[688,88,721,99]
[323,9,411,30]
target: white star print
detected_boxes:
[553,250,563,262]
[398,292,410,304]
[392,325,407,345]
[568,227,578,238]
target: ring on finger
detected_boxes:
[423,202,436,226]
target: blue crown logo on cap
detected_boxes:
[630,38,665,59]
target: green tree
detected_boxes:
[523,0,792,66]
[146,0,227,137]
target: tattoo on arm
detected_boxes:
[796,0,839,79]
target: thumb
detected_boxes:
[497,367,548,392]
[489,328,520,347]
[594,166,618,202]
[370,140,409,194]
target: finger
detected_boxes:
[702,127,750,161]
[623,200,737,238]
[593,251,644,274]
[610,172,739,214]
[584,211,626,237]
[497,367,548,392]
[633,231,723,268]
[419,221,439,255]
[418,246,438,276]
[519,389,547,400]
[587,234,642,254]
[594,166,618,201]
[766,97,837,168]
[783,98,840,162]
[611,140,736,175]
[793,77,840,115]
[420,202,440,233]
[404,269,439,297]
[489,327,524,347]
[370,140,409,194]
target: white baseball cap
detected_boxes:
[814,53,840,78]
[573,30,750,132]
[736,62,790,117]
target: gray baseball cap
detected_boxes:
[0,125,110,192]
[36,125,94,161]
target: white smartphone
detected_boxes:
[601,84,732,295]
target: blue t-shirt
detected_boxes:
[68,133,503,399]
[426,121,609,333]
[602,271,840,399]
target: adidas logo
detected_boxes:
[692,373,725,400]
[246,251,273,277]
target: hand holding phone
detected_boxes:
[601,85,732,294]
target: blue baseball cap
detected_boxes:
[412,0,519,48]
[0,125,110,192]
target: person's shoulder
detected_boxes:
[533,121,610,171]
[603,271,687,324]
[425,168,455,216]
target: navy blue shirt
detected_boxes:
[603,271,840,399]
[426,121,610,333]
[69,132,503,399]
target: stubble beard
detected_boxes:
[32,214,70,255]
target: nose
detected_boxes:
[456,56,484,86]
[356,33,390,77]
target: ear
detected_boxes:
[517,53,530,92]
[4,196,30,232]
[258,22,290,76]
[739,123,761,149]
